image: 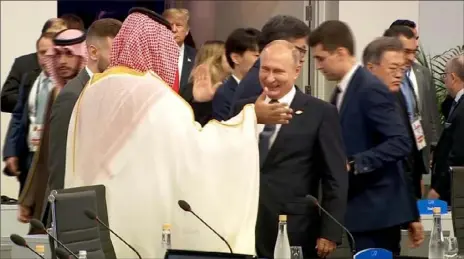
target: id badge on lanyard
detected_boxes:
[29,124,44,152]
[411,114,426,150]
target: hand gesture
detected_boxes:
[254,88,293,124]
[192,64,221,102]
[408,221,424,248]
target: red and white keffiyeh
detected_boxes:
[110,11,180,90]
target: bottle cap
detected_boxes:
[433,207,441,214]
[35,245,45,253]
[279,215,287,221]
[163,223,171,230]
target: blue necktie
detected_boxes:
[400,72,415,121]
[258,99,278,167]
[36,77,51,124]
[448,100,458,120]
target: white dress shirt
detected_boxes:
[28,72,51,125]
[455,88,464,103]
[258,86,296,147]
[178,44,185,79]
[231,74,241,84]
[85,66,94,78]
[336,63,361,110]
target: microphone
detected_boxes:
[56,247,71,259]
[84,209,142,259]
[177,200,233,253]
[30,219,79,259]
[10,234,45,259]
[306,195,356,254]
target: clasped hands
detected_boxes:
[191,64,292,124]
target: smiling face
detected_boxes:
[259,42,301,100]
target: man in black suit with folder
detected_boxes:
[235,40,348,259]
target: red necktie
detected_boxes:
[172,70,180,93]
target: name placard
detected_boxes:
[417,199,448,215]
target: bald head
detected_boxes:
[259,40,301,100]
[261,40,300,67]
[444,55,464,97]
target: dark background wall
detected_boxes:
[57,0,165,28]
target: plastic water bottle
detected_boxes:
[78,250,87,259]
[161,223,172,254]
[428,207,445,259]
[273,215,291,259]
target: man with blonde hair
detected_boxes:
[64,7,292,258]
[163,8,196,88]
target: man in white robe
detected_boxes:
[64,7,292,258]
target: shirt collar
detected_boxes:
[179,43,185,53]
[85,66,94,78]
[339,63,360,92]
[231,74,240,84]
[265,86,296,105]
[455,88,464,103]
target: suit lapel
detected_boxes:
[263,89,307,168]
[181,47,194,87]
[339,67,362,120]
[412,64,425,110]
[76,69,90,90]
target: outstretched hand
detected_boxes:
[192,64,221,102]
[255,88,293,124]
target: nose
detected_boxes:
[57,55,67,65]
[171,24,178,33]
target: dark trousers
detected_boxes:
[350,225,402,255]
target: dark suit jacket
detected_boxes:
[229,59,262,118]
[179,82,212,126]
[212,75,239,121]
[179,45,196,90]
[45,69,90,218]
[3,69,41,190]
[340,67,415,233]
[411,63,442,171]
[1,53,40,113]
[431,95,464,204]
[236,89,348,259]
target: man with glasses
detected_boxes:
[385,24,442,199]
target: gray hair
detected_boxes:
[362,36,404,65]
[261,39,300,66]
[447,55,464,81]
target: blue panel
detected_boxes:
[354,248,392,259]
[417,199,448,215]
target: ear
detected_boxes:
[294,64,302,80]
[366,62,375,72]
[230,53,241,66]
[88,45,98,61]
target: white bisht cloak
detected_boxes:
[64,66,260,258]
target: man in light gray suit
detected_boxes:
[384,24,442,199]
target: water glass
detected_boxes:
[290,246,303,259]
[444,237,459,259]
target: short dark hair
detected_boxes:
[41,18,54,33]
[36,32,56,49]
[362,37,404,65]
[60,13,85,30]
[86,18,122,42]
[383,25,415,39]
[390,19,416,29]
[225,28,261,68]
[308,20,355,55]
[259,15,309,51]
